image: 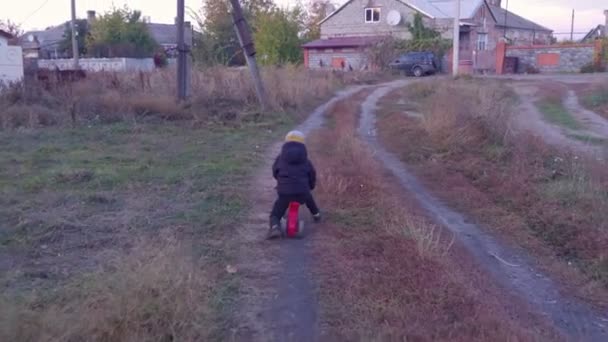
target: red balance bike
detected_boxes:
[281,201,305,238]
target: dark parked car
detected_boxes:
[389,52,438,77]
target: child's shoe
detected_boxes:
[313,212,322,223]
[266,218,282,239]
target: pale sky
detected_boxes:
[5,0,606,39]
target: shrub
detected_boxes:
[580,62,606,74]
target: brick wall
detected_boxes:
[505,44,595,73]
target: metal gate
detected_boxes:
[473,49,496,73]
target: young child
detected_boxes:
[268,130,321,238]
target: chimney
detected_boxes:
[488,0,502,7]
[87,10,96,24]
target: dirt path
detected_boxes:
[232,86,368,341]
[510,83,605,156]
[359,82,608,341]
[564,89,608,138]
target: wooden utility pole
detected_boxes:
[176,0,188,101]
[70,0,79,69]
[452,0,460,77]
[504,0,509,38]
[570,9,575,41]
[229,0,268,110]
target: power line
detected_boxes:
[19,0,53,26]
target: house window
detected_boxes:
[477,33,488,51]
[365,8,381,23]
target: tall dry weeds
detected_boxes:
[0,66,352,130]
[0,237,215,342]
[421,80,515,151]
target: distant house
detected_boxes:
[488,4,552,45]
[19,10,192,59]
[0,29,12,46]
[581,11,608,42]
[303,0,552,72]
[0,29,24,84]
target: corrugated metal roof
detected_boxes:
[489,5,552,32]
[302,36,387,49]
[427,0,484,19]
[403,0,448,18]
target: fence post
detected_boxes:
[595,39,603,67]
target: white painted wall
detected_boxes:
[38,58,157,72]
[0,45,24,85]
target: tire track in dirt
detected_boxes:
[232,85,370,341]
[509,84,604,156]
[359,82,608,341]
[564,89,608,138]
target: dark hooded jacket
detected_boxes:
[272,141,316,195]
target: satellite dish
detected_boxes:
[386,10,401,26]
[27,34,34,42]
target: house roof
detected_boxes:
[21,24,66,49]
[489,5,552,32]
[0,29,13,39]
[146,23,193,46]
[21,22,193,51]
[427,0,485,20]
[582,25,606,42]
[319,0,485,25]
[319,0,551,34]
[302,36,387,49]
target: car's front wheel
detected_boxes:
[412,66,423,77]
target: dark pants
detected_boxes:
[270,193,319,226]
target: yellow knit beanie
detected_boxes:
[285,130,305,144]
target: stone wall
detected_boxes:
[38,58,157,72]
[505,44,595,73]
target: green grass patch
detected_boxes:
[582,89,608,110]
[536,99,582,130]
[0,112,296,340]
[567,133,608,146]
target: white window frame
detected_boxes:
[365,8,381,24]
[477,33,488,51]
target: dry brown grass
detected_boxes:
[420,80,515,151]
[0,236,216,342]
[308,90,555,340]
[0,66,367,130]
[377,79,608,306]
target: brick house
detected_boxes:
[303,0,552,73]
